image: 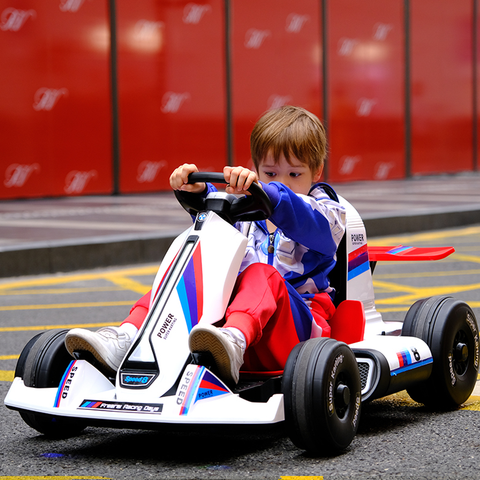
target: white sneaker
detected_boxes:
[189,324,244,385]
[65,327,132,376]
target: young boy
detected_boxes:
[65,105,346,385]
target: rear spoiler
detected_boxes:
[368,245,455,262]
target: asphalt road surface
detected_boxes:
[1,224,480,480]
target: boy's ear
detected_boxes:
[312,166,323,183]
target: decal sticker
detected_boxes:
[391,349,433,376]
[54,360,78,408]
[177,243,203,332]
[120,372,157,388]
[397,349,412,368]
[79,400,163,414]
[466,312,479,369]
[157,312,177,340]
[352,392,361,429]
[178,366,229,416]
[327,354,344,416]
[348,244,369,281]
[448,353,456,386]
[387,245,414,255]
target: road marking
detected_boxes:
[0,477,110,480]
[279,477,323,480]
[0,301,137,312]
[0,371,14,382]
[0,322,113,332]
[373,278,480,306]
[0,355,19,360]
[451,253,480,264]
[368,225,480,246]
[103,274,150,295]
[374,268,480,279]
[0,265,157,291]
[0,286,127,296]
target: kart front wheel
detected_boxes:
[18,329,86,438]
[402,296,480,409]
[283,338,361,454]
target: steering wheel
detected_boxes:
[174,172,273,224]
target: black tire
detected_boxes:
[14,332,43,379]
[283,338,362,454]
[402,296,480,409]
[19,329,86,438]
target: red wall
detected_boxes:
[116,1,227,193]
[0,0,112,199]
[328,0,405,182]
[230,0,323,168]
[0,1,478,199]
[410,0,474,174]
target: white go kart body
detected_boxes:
[5,181,479,453]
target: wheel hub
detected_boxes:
[336,383,351,408]
[454,342,469,363]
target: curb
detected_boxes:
[2,208,480,278]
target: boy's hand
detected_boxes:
[224,166,260,194]
[169,164,206,193]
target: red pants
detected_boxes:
[123,263,335,372]
[224,264,335,371]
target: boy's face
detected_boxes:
[257,151,323,195]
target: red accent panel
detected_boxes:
[328,0,405,182]
[0,1,112,199]
[410,0,473,174]
[329,300,365,344]
[231,0,323,168]
[116,1,227,193]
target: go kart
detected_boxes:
[5,173,480,454]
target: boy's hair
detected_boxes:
[250,105,327,173]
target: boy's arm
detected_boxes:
[262,182,346,256]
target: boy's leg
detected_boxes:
[64,292,150,375]
[190,263,335,380]
[224,263,301,372]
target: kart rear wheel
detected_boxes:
[283,338,361,454]
[19,329,86,438]
[402,296,480,409]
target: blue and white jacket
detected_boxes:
[206,181,346,301]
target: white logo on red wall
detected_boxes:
[375,162,395,180]
[339,156,361,175]
[161,92,190,113]
[356,98,377,117]
[33,88,68,111]
[268,95,293,110]
[285,13,309,33]
[338,38,359,56]
[245,29,271,49]
[137,161,167,183]
[59,0,87,13]
[4,163,40,188]
[64,170,97,194]
[0,8,36,31]
[373,23,393,41]
[134,20,165,40]
[183,4,212,24]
